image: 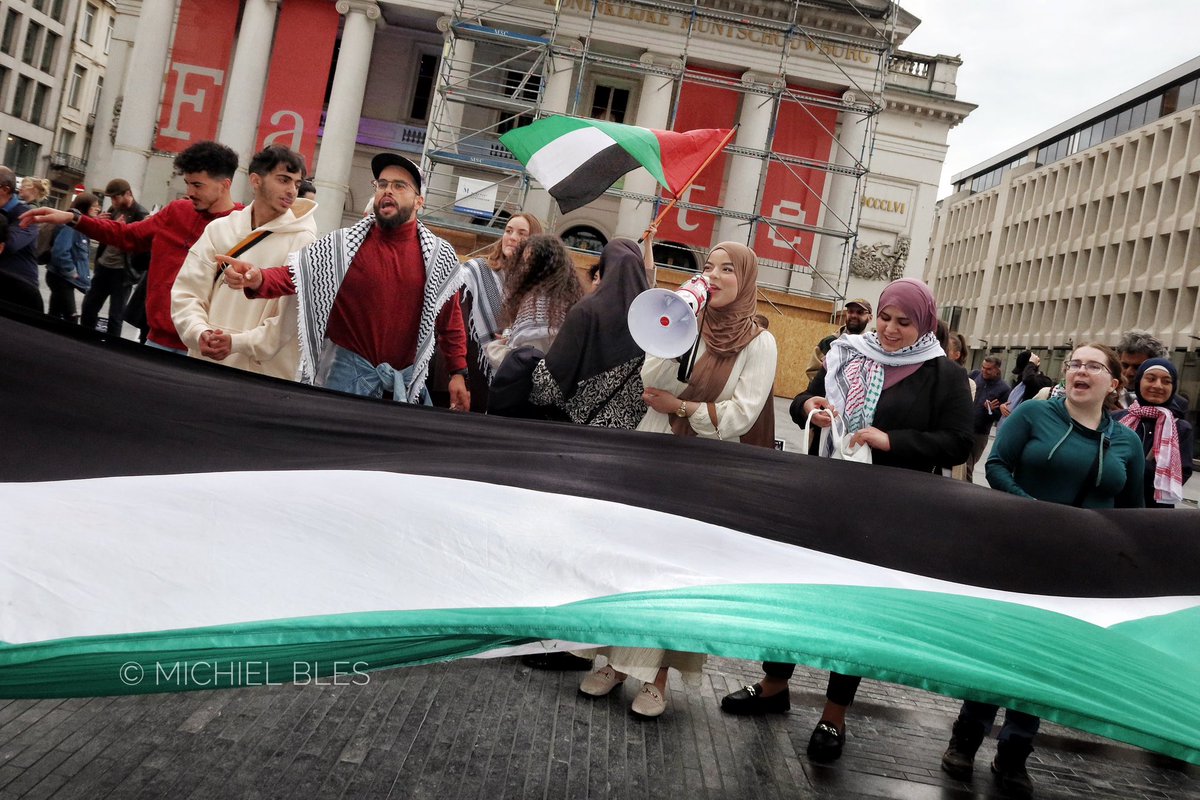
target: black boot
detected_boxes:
[992,737,1035,798]
[940,717,986,779]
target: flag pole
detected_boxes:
[639,124,740,244]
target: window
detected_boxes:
[91,75,102,116]
[408,53,438,121]
[5,135,40,175]
[495,69,541,134]
[59,128,75,155]
[11,75,31,117]
[104,17,113,54]
[560,225,607,253]
[32,0,47,12]
[1,10,18,55]
[31,82,49,125]
[68,64,86,108]
[590,82,630,123]
[80,3,96,44]
[23,21,42,63]
[40,30,58,72]
[50,0,66,21]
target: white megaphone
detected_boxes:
[627,274,710,358]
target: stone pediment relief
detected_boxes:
[850,235,910,281]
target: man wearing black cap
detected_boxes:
[805,298,872,382]
[220,152,469,408]
[79,178,149,338]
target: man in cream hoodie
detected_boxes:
[172,145,317,379]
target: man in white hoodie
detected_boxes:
[172,145,318,379]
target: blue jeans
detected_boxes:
[145,340,187,355]
[315,341,431,405]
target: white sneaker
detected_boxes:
[631,683,667,717]
[579,665,624,697]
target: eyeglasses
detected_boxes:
[371,179,415,193]
[1064,360,1110,375]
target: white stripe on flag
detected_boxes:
[524,126,616,189]
[2,471,1194,644]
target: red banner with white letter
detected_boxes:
[254,0,339,170]
[153,0,240,153]
[752,87,837,269]
[653,69,740,251]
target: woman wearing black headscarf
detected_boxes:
[1113,357,1193,508]
[528,239,650,428]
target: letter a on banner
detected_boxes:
[255,0,339,168]
[154,0,240,153]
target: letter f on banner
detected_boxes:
[160,64,225,141]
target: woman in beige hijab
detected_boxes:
[576,241,778,717]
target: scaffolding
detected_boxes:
[420,0,898,301]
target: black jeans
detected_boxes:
[45,271,78,320]
[81,267,129,338]
[762,663,861,706]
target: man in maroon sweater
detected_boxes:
[22,141,241,351]
[220,153,469,410]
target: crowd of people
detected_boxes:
[2,143,1195,797]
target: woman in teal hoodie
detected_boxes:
[940,343,1143,798]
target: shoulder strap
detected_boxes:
[213,230,273,285]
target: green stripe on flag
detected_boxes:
[3,584,1198,764]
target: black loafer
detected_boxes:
[720,683,791,715]
[806,721,845,763]
[521,652,595,671]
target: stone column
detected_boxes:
[313,0,381,234]
[217,0,281,202]
[521,36,579,226]
[812,92,870,297]
[85,0,140,187]
[428,17,473,153]
[715,71,778,245]
[423,17,474,219]
[614,53,679,240]
[107,0,175,195]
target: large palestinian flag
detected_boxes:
[1,308,1199,764]
[500,116,730,213]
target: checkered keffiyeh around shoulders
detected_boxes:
[288,216,465,402]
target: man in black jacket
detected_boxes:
[964,355,1010,480]
[80,179,149,339]
[0,166,41,313]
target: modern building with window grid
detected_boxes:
[924,55,1200,450]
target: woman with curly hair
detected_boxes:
[497,233,582,355]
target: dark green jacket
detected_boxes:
[986,396,1144,508]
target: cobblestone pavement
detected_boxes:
[1,656,1196,799]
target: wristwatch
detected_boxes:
[675,401,689,418]
[66,209,82,227]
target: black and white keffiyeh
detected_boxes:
[461,257,505,379]
[288,215,465,403]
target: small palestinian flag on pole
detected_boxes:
[500,116,732,213]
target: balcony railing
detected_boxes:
[49,152,88,174]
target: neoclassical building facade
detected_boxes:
[86,0,972,314]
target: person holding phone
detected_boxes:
[963,355,1010,480]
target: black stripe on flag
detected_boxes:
[549,144,641,214]
[1,308,1197,600]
